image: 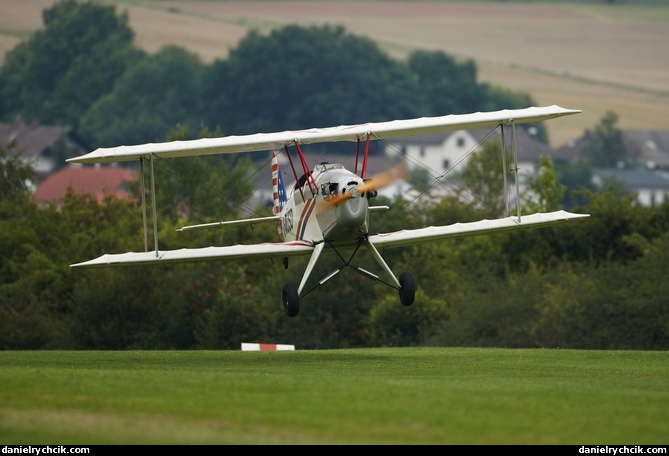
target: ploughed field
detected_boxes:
[2,0,668,147]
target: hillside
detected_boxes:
[2,0,668,147]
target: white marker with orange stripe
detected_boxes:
[241,343,295,351]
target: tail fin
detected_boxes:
[272,151,287,215]
[272,151,288,239]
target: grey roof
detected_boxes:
[593,168,669,190]
[0,118,92,160]
[556,130,669,167]
[623,130,669,167]
[473,128,554,162]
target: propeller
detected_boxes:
[323,162,410,207]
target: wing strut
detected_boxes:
[360,133,371,179]
[136,155,159,255]
[354,138,361,175]
[294,140,317,197]
[501,123,509,217]
[284,145,304,201]
[140,157,148,252]
[500,120,522,222]
[511,121,521,222]
[150,153,159,256]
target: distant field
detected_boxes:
[0,348,667,444]
[1,1,669,146]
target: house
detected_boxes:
[383,126,554,197]
[622,130,669,169]
[592,168,669,207]
[553,129,669,206]
[33,165,138,204]
[0,118,93,186]
[555,130,669,169]
[1,118,137,205]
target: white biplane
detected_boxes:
[67,105,589,317]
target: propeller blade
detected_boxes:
[324,162,410,207]
[358,162,410,194]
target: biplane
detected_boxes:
[67,105,590,317]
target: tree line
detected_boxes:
[0,0,541,150]
[1,0,667,350]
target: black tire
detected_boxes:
[282,283,300,317]
[398,272,415,307]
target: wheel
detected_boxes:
[282,283,300,317]
[398,272,415,307]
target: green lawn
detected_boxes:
[0,348,667,444]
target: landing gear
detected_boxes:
[398,272,415,307]
[282,283,300,317]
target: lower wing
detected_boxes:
[70,210,588,268]
[369,210,589,249]
[70,241,314,268]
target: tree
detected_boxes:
[204,25,428,148]
[407,50,482,115]
[582,111,626,168]
[459,141,509,217]
[0,141,37,205]
[406,50,549,143]
[524,155,566,213]
[554,161,595,210]
[0,0,139,127]
[80,46,206,147]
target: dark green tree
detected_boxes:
[204,25,428,145]
[459,141,509,217]
[554,161,595,210]
[407,50,482,115]
[524,155,566,212]
[406,50,548,143]
[582,111,626,168]
[0,141,37,205]
[0,0,139,127]
[80,46,206,147]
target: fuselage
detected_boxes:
[280,163,370,245]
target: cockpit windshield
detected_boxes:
[314,163,343,173]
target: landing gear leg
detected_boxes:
[363,239,415,307]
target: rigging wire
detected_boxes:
[373,126,503,231]
[147,152,274,227]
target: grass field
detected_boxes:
[1,1,668,147]
[0,348,667,444]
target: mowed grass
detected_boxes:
[0,348,667,444]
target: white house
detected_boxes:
[383,126,555,192]
[592,167,669,207]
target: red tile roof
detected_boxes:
[33,166,138,204]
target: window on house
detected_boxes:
[420,147,425,158]
[443,159,450,169]
[457,136,465,147]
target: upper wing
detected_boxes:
[67,105,580,165]
[70,241,314,268]
[369,210,590,250]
